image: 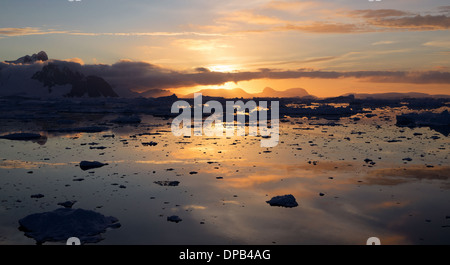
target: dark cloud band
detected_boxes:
[1,60,449,96]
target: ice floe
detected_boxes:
[79,161,108,171]
[266,194,298,208]
[18,208,120,244]
[0,133,42,140]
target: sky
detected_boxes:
[0,0,449,97]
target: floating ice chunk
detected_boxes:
[396,110,450,127]
[154,180,180,186]
[142,141,158,146]
[167,215,182,223]
[0,133,42,140]
[79,161,108,171]
[396,110,450,136]
[49,126,108,133]
[18,208,120,244]
[266,194,298,208]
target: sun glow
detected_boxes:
[208,81,237,90]
[208,65,238,72]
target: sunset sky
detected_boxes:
[1,0,449,97]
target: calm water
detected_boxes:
[0,107,449,245]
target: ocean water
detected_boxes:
[0,106,449,245]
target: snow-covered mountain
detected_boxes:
[32,63,118,98]
[5,51,49,64]
[0,52,118,98]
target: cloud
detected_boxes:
[263,0,319,12]
[437,6,450,14]
[0,27,68,36]
[279,22,366,33]
[423,40,450,48]
[173,39,232,52]
[372,40,396,45]
[64,58,85,65]
[194,67,211,73]
[349,9,411,18]
[192,6,450,35]
[87,62,450,94]
[369,14,450,30]
[69,31,224,37]
[2,59,449,97]
[348,9,450,30]
[277,10,450,33]
[300,56,339,63]
[0,27,224,38]
[221,10,286,25]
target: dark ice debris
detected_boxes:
[154,181,180,186]
[0,133,42,140]
[79,161,108,171]
[386,139,402,143]
[167,215,182,223]
[18,208,120,244]
[142,141,158,146]
[266,194,298,208]
[89,146,107,150]
[30,194,44,199]
[138,132,161,136]
[363,158,376,165]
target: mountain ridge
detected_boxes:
[341,92,450,99]
[5,51,48,64]
[1,51,118,98]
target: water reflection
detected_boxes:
[0,106,449,245]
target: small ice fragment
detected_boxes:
[167,215,182,223]
[18,208,120,244]
[0,133,42,140]
[266,194,298,208]
[154,181,180,186]
[79,161,108,171]
[142,141,158,146]
[57,201,77,208]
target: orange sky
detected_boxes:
[1,0,449,98]
[173,78,450,98]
